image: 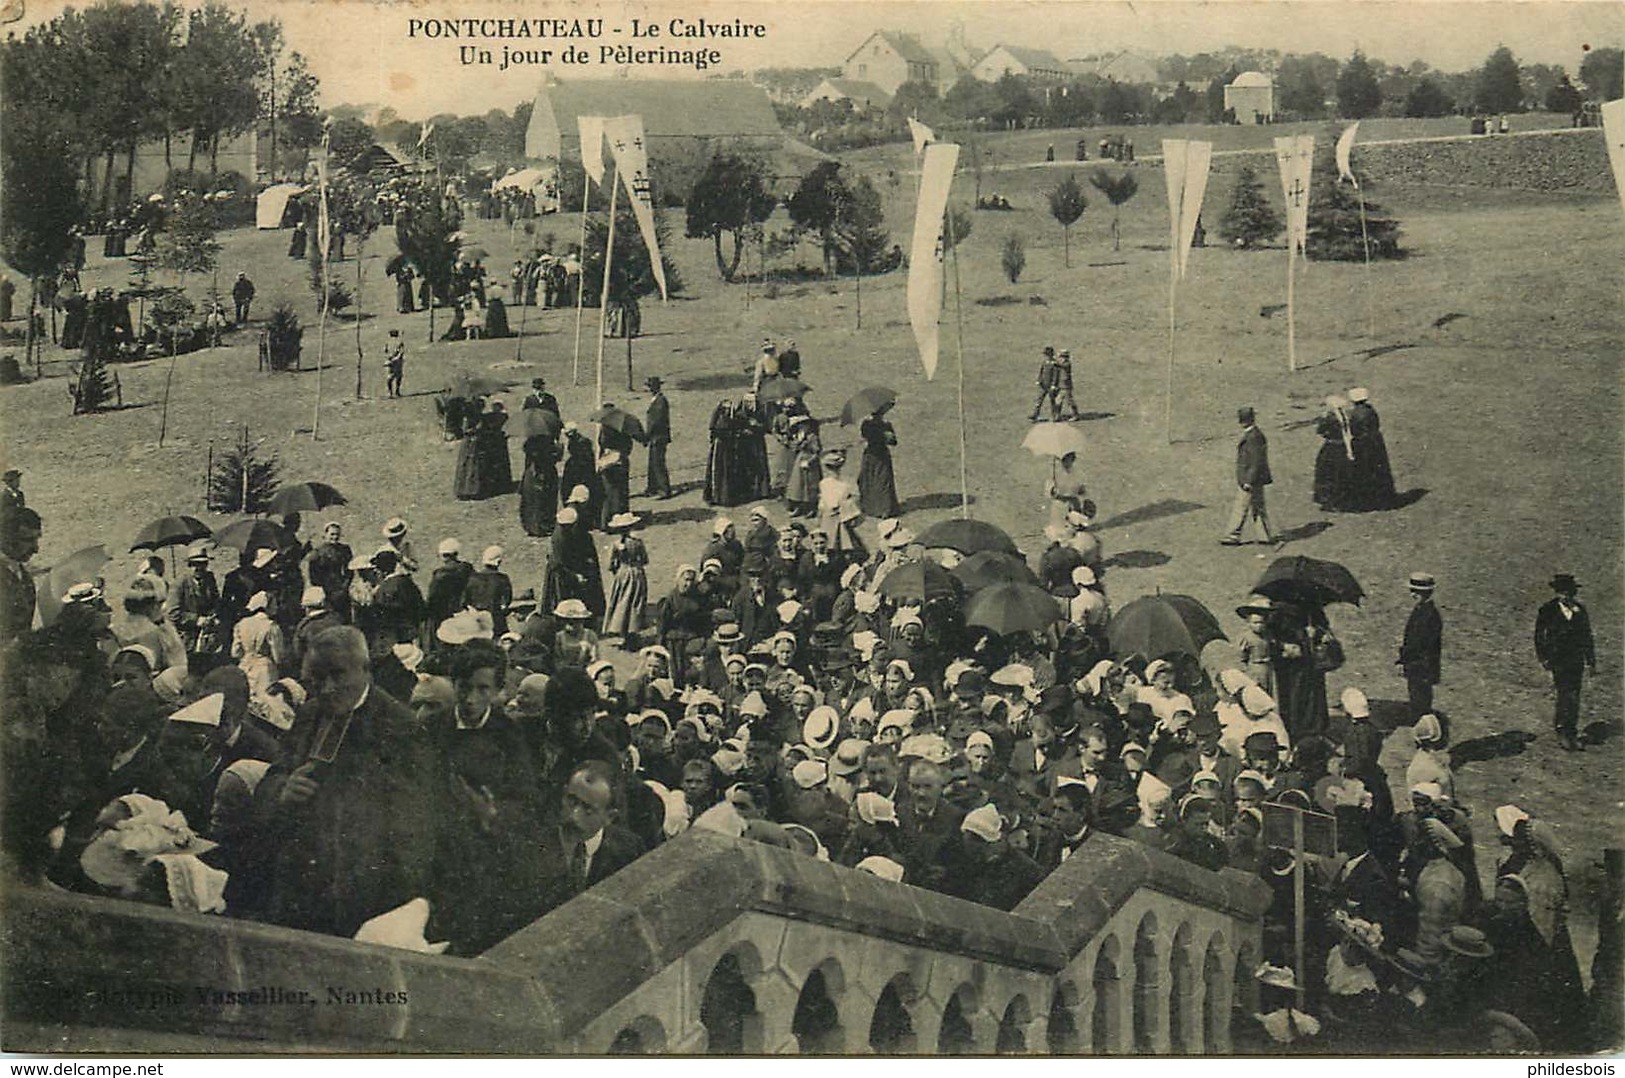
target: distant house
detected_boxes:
[971,44,1070,83]
[1225,70,1276,123]
[802,78,893,112]
[525,79,787,163]
[348,143,427,176]
[842,31,939,97]
[1080,50,1164,87]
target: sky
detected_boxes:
[19,0,1625,119]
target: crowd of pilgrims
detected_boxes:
[0,378,1592,1054]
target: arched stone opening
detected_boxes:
[700,947,764,1054]
[1170,923,1199,1052]
[1132,911,1163,1053]
[936,983,980,1054]
[995,994,1032,1054]
[793,961,846,1054]
[1090,935,1123,1054]
[1203,933,1231,1053]
[607,1014,667,1055]
[1047,981,1080,1055]
[1231,939,1259,1044]
[868,973,919,1055]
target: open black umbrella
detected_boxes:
[916,518,1020,556]
[130,515,212,552]
[267,482,347,516]
[212,518,284,554]
[840,386,896,425]
[877,560,958,603]
[593,405,646,442]
[1108,594,1227,660]
[521,409,563,440]
[1254,556,1364,607]
[964,582,1061,636]
[951,550,1037,591]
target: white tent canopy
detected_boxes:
[255,183,308,230]
[492,167,549,192]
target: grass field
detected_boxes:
[1,124,1621,967]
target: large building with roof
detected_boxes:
[841,31,946,96]
[524,78,788,164]
[1224,70,1276,123]
[970,44,1071,83]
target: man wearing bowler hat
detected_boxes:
[1220,406,1279,547]
[1534,573,1596,752]
[643,375,672,499]
[1398,572,1443,721]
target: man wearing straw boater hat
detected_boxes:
[1397,572,1442,721]
[1533,573,1596,752]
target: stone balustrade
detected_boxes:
[2,832,1269,1055]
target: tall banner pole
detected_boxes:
[595,165,620,409]
[945,210,969,518]
[1286,240,1297,373]
[1166,253,1177,444]
[313,128,331,440]
[572,174,591,386]
[1356,183,1373,340]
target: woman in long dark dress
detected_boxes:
[597,424,635,529]
[475,404,514,497]
[543,508,605,618]
[858,403,901,519]
[784,415,823,517]
[1347,391,1398,511]
[1312,395,1355,511]
[560,425,597,507]
[453,405,484,500]
[705,398,747,506]
[484,292,511,338]
[519,432,560,537]
[740,394,773,503]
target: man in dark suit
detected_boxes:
[254,626,446,937]
[1534,573,1597,752]
[1028,345,1062,422]
[522,376,560,417]
[1222,406,1278,545]
[643,376,672,498]
[1398,572,1442,720]
[894,759,965,893]
[0,506,41,648]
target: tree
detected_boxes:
[175,3,266,172]
[787,161,853,276]
[1404,78,1455,118]
[1218,164,1282,248]
[327,116,376,170]
[990,72,1037,128]
[156,190,222,280]
[1475,46,1524,113]
[942,74,994,122]
[685,152,777,281]
[1151,81,1202,125]
[394,182,461,341]
[1278,57,1328,117]
[1305,132,1402,261]
[1088,170,1138,252]
[1046,175,1088,267]
[943,206,973,253]
[1545,75,1583,116]
[264,304,302,371]
[832,175,889,274]
[207,427,281,514]
[1336,51,1383,118]
[1579,47,1624,101]
[1206,66,1241,123]
[0,108,84,374]
[1001,234,1026,283]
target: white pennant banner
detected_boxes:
[907,142,959,381]
[1335,122,1360,185]
[1602,99,1625,220]
[603,114,668,302]
[907,117,936,156]
[1161,139,1212,280]
[1274,134,1315,258]
[578,115,607,187]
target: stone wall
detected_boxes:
[3,832,1269,1055]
